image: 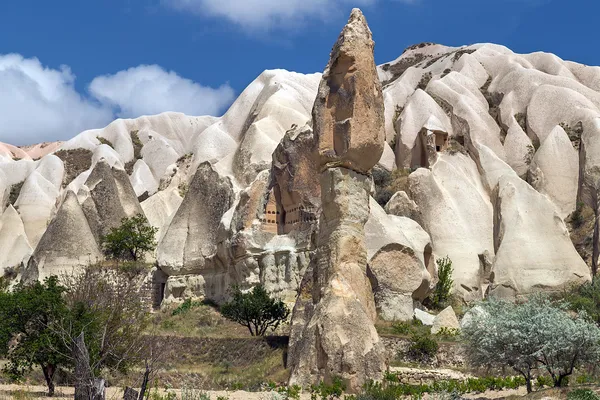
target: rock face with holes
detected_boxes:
[288,9,387,391]
[2,8,600,325]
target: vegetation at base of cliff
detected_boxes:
[101,214,158,262]
[563,277,600,325]
[346,373,527,400]
[425,256,454,310]
[221,285,290,337]
[462,295,600,393]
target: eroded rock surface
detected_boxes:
[289,9,387,391]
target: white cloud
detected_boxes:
[89,65,235,118]
[0,55,235,146]
[0,54,113,146]
[165,0,382,30]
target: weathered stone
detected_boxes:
[79,160,143,243]
[384,191,422,226]
[431,306,460,334]
[414,308,435,326]
[313,9,385,174]
[24,191,102,281]
[157,162,234,276]
[288,168,387,391]
[367,243,421,321]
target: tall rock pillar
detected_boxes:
[288,9,387,391]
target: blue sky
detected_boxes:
[0,0,597,145]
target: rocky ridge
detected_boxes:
[0,11,598,321]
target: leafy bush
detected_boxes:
[101,214,158,262]
[172,298,203,316]
[351,375,526,399]
[462,296,600,392]
[180,387,211,400]
[435,327,460,340]
[310,376,346,400]
[407,332,439,359]
[565,278,600,325]
[568,389,600,400]
[428,256,453,310]
[390,321,411,335]
[221,285,290,336]
[536,375,553,388]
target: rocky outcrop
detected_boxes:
[366,198,434,320]
[384,191,422,225]
[157,162,234,277]
[289,9,387,391]
[431,306,460,334]
[490,172,591,298]
[409,153,494,301]
[24,191,102,281]
[313,9,385,175]
[0,205,33,275]
[78,160,144,243]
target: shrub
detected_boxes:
[101,214,158,262]
[435,327,460,340]
[352,375,527,399]
[462,296,600,392]
[535,375,553,388]
[390,321,411,335]
[568,389,600,400]
[172,298,202,316]
[310,376,346,400]
[407,332,439,359]
[428,256,453,310]
[181,387,211,400]
[565,278,600,325]
[221,285,290,336]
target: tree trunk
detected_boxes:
[555,374,569,387]
[41,363,56,397]
[137,362,151,400]
[74,332,106,400]
[525,377,532,394]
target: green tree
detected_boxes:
[101,214,158,262]
[428,256,453,310]
[221,285,290,336]
[565,277,600,325]
[462,296,600,393]
[0,277,76,396]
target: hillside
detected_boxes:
[2,25,600,313]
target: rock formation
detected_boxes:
[157,162,235,300]
[24,191,102,281]
[1,12,599,323]
[288,9,387,390]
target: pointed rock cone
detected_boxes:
[288,9,387,392]
[313,8,385,174]
[23,191,102,282]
